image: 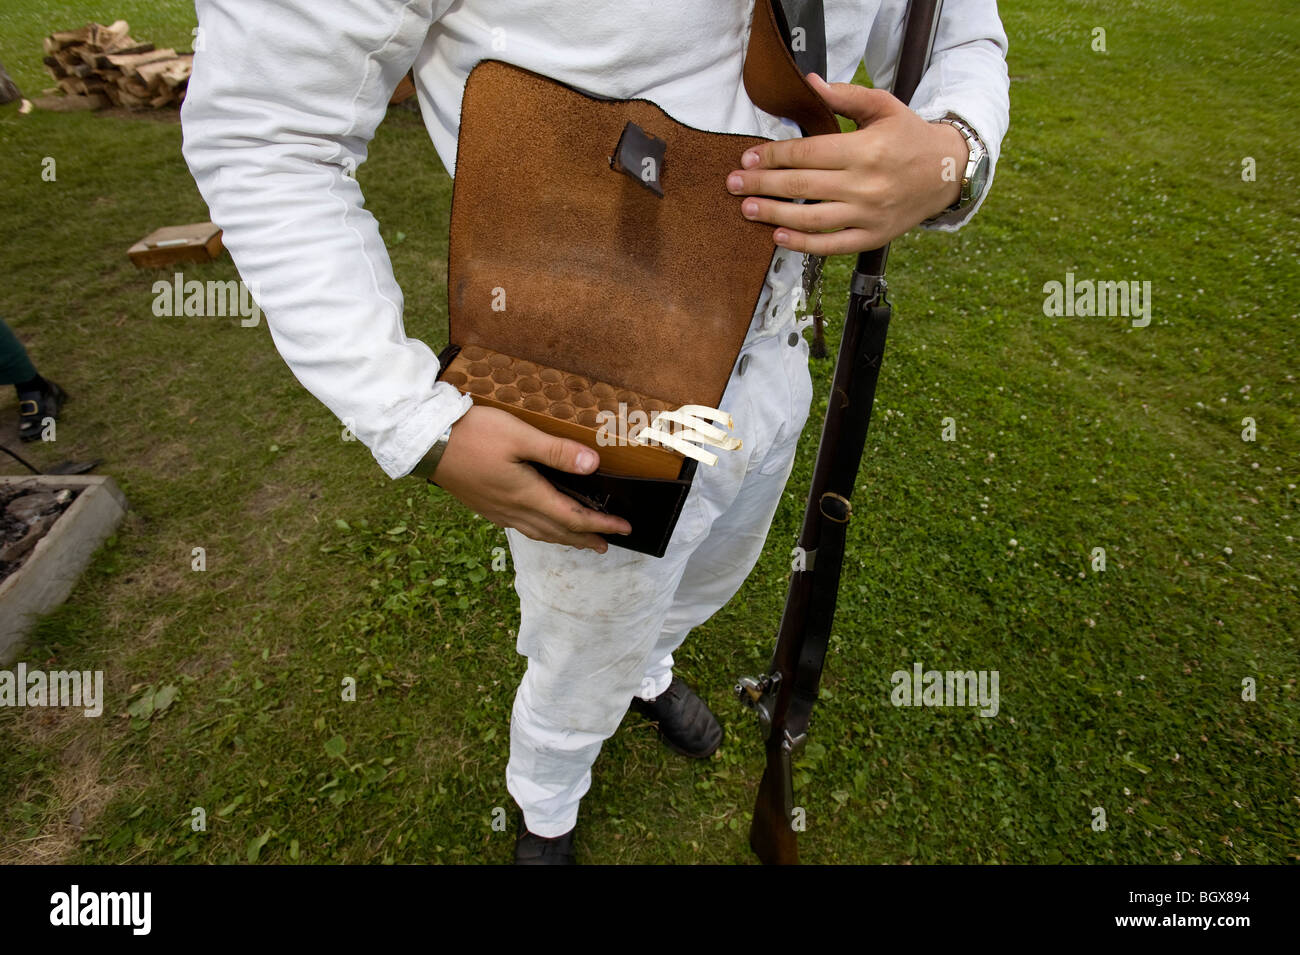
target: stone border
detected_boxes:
[0,475,128,663]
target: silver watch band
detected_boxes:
[925,112,988,222]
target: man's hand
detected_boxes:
[432,405,632,554]
[726,73,968,255]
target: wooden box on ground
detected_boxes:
[128,222,223,268]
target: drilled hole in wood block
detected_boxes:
[539,368,564,384]
[496,385,522,404]
[571,390,596,409]
[466,361,491,378]
[597,398,619,414]
[443,370,468,387]
[577,409,600,428]
[591,382,616,399]
[542,383,569,402]
[517,376,542,394]
[514,360,539,377]
[491,367,517,385]
[548,402,575,420]
[467,378,493,396]
[461,345,487,361]
[488,352,512,369]
[523,394,549,412]
[563,374,591,394]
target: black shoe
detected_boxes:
[514,816,576,865]
[628,676,723,758]
[17,379,66,442]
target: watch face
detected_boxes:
[967,152,991,202]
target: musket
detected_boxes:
[737,0,945,865]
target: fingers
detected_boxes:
[771,226,883,257]
[514,418,600,476]
[511,515,610,554]
[739,196,856,232]
[436,406,632,554]
[805,75,901,128]
[508,492,623,554]
[508,447,632,550]
[489,476,623,552]
[738,132,854,174]
[727,165,849,203]
[500,415,633,542]
[532,474,631,535]
[490,472,627,552]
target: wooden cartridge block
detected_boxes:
[443,344,682,480]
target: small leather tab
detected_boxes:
[611,121,666,197]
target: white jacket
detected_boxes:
[181,0,1009,479]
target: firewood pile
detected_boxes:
[41,20,192,110]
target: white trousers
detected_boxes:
[504,291,814,837]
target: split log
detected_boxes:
[105,48,177,76]
[43,28,90,54]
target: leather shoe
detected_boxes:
[628,676,722,758]
[514,816,576,865]
[18,379,66,442]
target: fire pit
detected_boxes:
[0,475,127,663]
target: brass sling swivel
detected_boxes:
[819,492,852,523]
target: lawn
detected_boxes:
[0,0,1295,864]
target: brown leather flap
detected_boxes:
[743,0,840,138]
[448,60,780,409]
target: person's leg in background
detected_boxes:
[0,318,66,442]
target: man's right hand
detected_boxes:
[430,405,632,554]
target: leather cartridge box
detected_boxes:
[435,58,794,558]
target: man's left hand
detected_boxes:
[726,73,968,255]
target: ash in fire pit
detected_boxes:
[0,483,81,583]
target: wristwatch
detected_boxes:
[926,112,990,221]
[409,421,455,483]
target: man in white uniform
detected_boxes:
[182,0,1009,863]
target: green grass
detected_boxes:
[0,0,1295,864]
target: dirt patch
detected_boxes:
[0,711,120,864]
[97,106,182,123]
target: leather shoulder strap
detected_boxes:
[745,0,943,135]
[743,0,840,137]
